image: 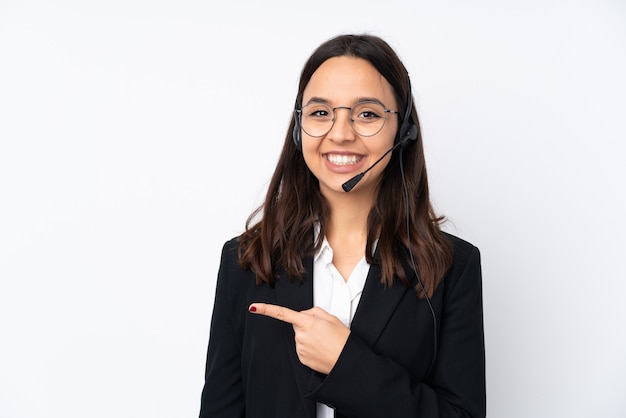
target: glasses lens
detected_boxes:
[299,101,389,137]
[300,103,334,137]
[351,101,387,137]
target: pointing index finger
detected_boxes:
[249,303,302,326]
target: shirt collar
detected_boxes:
[313,223,332,263]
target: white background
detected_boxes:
[1,0,625,417]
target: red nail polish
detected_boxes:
[249,305,257,312]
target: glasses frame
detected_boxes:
[295,100,399,138]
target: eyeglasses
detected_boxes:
[295,100,399,138]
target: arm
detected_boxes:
[251,244,485,417]
[199,242,245,418]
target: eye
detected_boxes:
[354,102,385,122]
[359,110,381,119]
[304,104,332,120]
[310,109,329,117]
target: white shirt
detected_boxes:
[313,234,370,418]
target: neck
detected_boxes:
[323,186,374,241]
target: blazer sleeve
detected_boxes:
[307,244,486,418]
[199,241,245,418]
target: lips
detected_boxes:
[325,153,365,166]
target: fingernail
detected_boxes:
[248,305,257,312]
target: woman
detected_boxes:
[199,34,485,418]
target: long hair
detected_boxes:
[238,34,453,298]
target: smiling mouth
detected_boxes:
[325,154,364,166]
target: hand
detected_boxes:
[249,303,350,375]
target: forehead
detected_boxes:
[302,56,396,106]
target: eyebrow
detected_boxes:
[304,96,387,107]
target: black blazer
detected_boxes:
[199,233,485,418]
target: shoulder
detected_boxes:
[440,232,482,294]
[215,237,239,267]
[216,236,250,283]
[444,232,480,265]
[221,236,241,257]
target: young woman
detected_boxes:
[199,34,485,418]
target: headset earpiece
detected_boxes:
[400,124,418,144]
[396,75,418,148]
[293,109,302,150]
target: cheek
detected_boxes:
[374,134,396,155]
[301,141,319,170]
[375,122,398,153]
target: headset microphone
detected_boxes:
[342,141,401,192]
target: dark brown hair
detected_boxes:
[238,34,453,297]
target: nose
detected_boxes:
[327,107,356,142]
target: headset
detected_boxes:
[292,74,418,151]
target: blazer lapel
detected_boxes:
[274,256,316,418]
[350,262,411,347]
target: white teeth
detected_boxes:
[326,154,362,165]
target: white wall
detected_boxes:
[1,1,624,417]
